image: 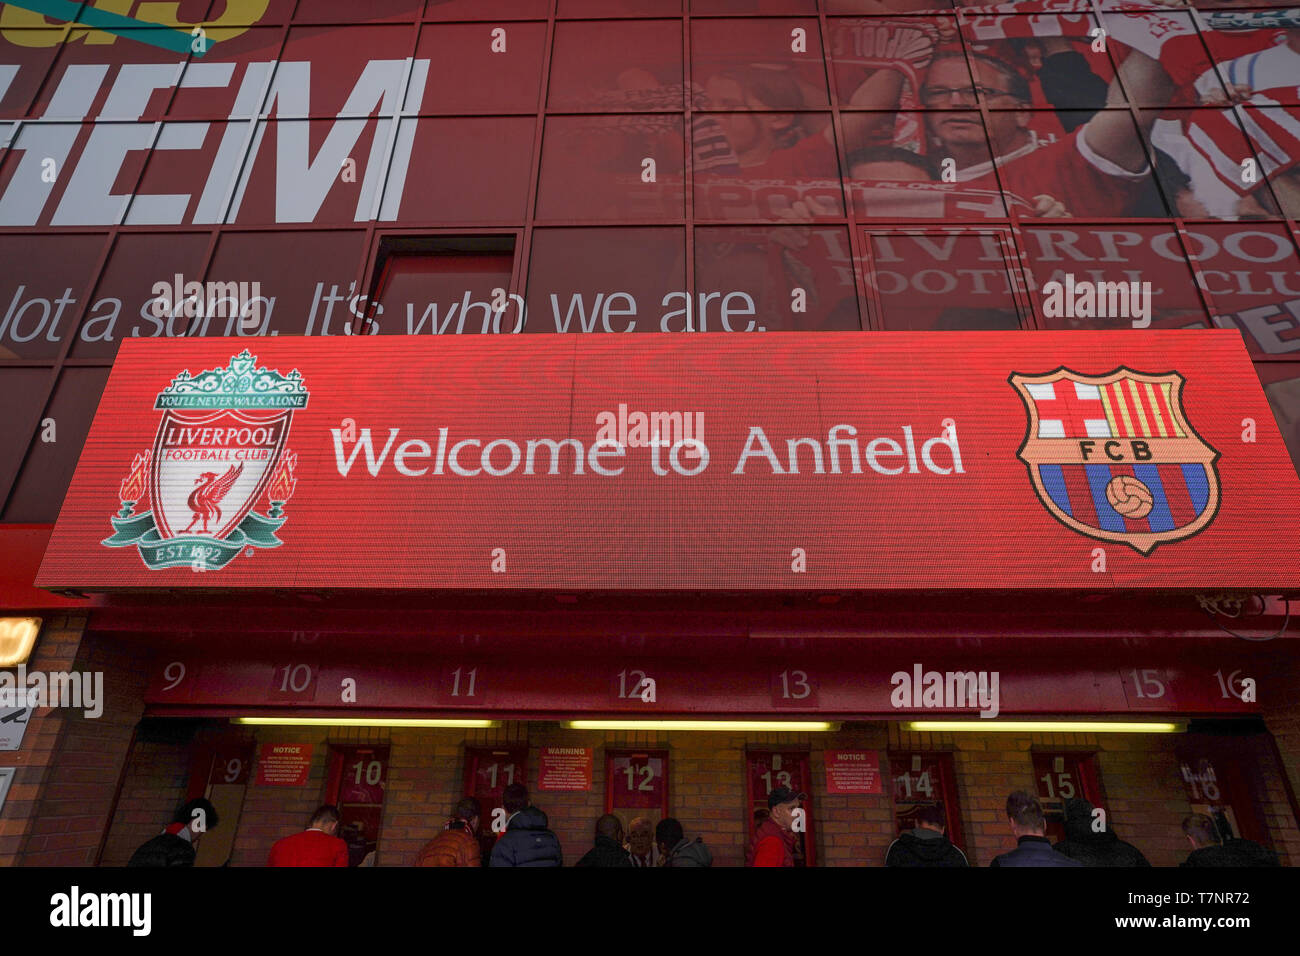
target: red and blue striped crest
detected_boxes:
[1009,369,1221,555]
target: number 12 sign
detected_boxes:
[606,750,668,822]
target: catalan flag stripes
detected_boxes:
[1098,380,1185,439]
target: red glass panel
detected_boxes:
[692,0,816,12]
[1258,362,1300,479]
[1238,105,1300,219]
[424,0,549,18]
[867,231,1022,329]
[0,368,50,502]
[524,227,685,333]
[204,229,368,336]
[0,232,108,359]
[167,28,289,120]
[960,13,1115,111]
[1186,223,1300,358]
[3,367,111,522]
[1144,108,1279,220]
[846,111,1005,219]
[293,0,423,22]
[695,225,860,330]
[376,252,515,336]
[693,113,843,220]
[537,114,684,221]
[693,18,828,109]
[71,231,213,359]
[558,0,682,15]
[0,28,66,119]
[230,118,387,225]
[416,22,546,113]
[278,25,417,117]
[829,16,957,110]
[1021,223,1207,330]
[549,20,683,112]
[387,117,535,223]
[1102,11,1216,109]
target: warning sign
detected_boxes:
[537,747,593,792]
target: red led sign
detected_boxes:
[37,331,1300,591]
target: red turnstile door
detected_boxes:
[1032,752,1102,843]
[464,745,528,867]
[889,752,965,853]
[325,746,389,866]
[745,750,815,867]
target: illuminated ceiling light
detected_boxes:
[906,720,1183,734]
[565,720,838,732]
[0,617,41,667]
[232,717,498,728]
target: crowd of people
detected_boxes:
[125,784,1280,868]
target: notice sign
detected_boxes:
[825,750,882,794]
[537,747,593,792]
[256,743,313,787]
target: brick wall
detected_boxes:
[0,616,147,866]
[95,717,1299,866]
[1261,662,1300,868]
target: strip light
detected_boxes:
[232,717,498,728]
[565,720,838,732]
[906,721,1183,734]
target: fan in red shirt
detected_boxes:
[267,805,350,867]
[918,53,1162,218]
[747,786,805,867]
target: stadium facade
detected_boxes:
[1,0,1299,866]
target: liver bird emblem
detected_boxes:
[182,463,244,535]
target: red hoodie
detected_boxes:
[747,817,795,868]
[267,828,349,867]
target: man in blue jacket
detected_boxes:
[990,791,1082,867]
[489,783,563,867]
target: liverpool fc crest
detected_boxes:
[1009,368,1220,555]
[102,350,308,570]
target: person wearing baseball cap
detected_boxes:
[747,786,806,867]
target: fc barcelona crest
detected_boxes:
[1009,368,1220,555]
[102,350,308,571]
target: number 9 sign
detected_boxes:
[150,660,197,701]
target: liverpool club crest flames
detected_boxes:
[1009,368,1220,555]
[102,351,308,571]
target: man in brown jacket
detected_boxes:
[416,797,482,867]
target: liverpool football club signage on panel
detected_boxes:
[37,331,1300,590]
